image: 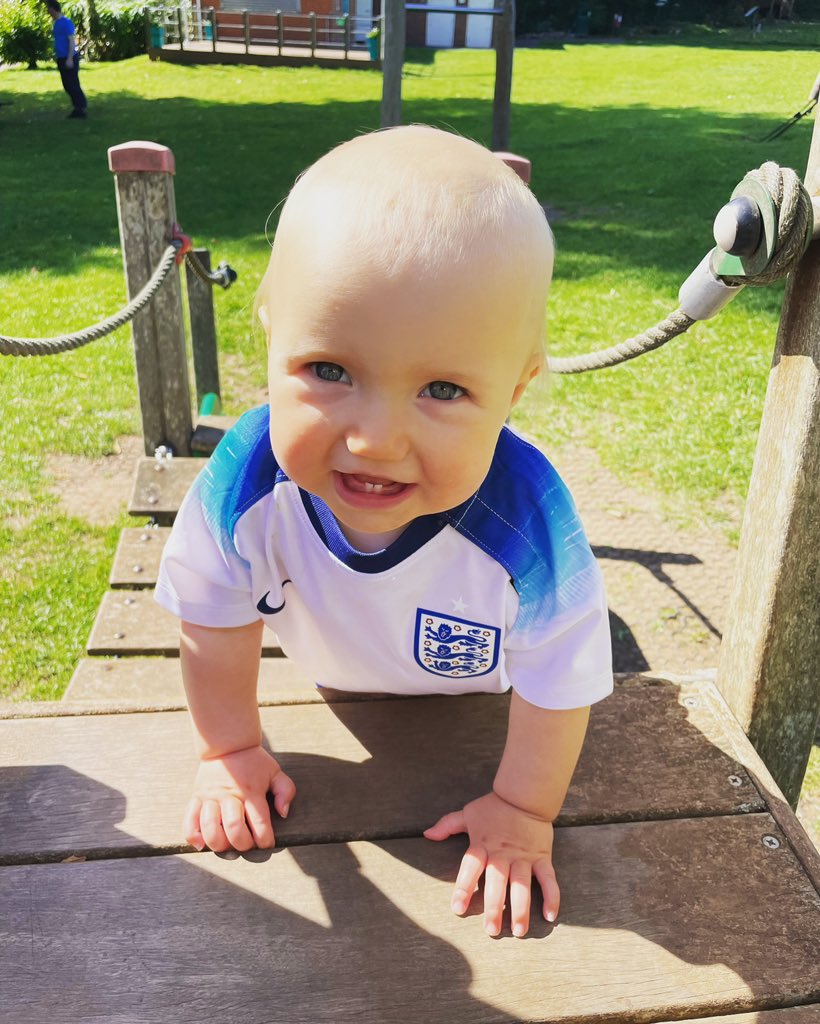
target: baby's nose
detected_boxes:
[346,401,409,461]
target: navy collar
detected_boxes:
[299,490,450,572]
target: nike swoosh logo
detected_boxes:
[257,579,292,615]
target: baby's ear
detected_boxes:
[510,355,541,407]
[257,303,271,341]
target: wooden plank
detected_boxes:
[715,113,820,805]
[109,526,171,587]
[65,655,315,707]
[0,816,818,1023]
[128,455,201,522]
[0,681,767,861]
[86,590,282,656]
[657,1011,820,1024]
[63,656,404,709]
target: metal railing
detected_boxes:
[150,6,378,55]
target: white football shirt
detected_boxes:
[155,406,613,709]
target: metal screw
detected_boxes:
[147,495,158,505]
[762,835,780,850]
[123,597,135,606]
[682,696,698,709]
[728,775,743,787]
[132,564,143,574]
[113,631,125,640]
[139,533,150,542]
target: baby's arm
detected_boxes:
[180,619,296,853]
[424,691,589,937]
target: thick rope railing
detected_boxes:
[1,164,813,365]
[0,245,178,358]
[0,233,237,358]
[548,162,815,374]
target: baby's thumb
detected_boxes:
[423,810,467,842]
[270,769,297,819]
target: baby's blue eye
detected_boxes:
[311,362,350,383]
[422,380,465,401]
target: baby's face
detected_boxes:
[263,237,538,551]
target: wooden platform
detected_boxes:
[151,38,377,69]
[2,456,819,1022]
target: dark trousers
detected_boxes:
[56,56,87,111]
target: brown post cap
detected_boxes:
[108,142,176,175]
[494,152,532,185]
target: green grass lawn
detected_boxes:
[0,38,818,703]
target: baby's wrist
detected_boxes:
[197,738,264,762]
[490,785,553,823]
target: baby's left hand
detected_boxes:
[424,791,559,937]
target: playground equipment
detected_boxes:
[1,132,819,1021]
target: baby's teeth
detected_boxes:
[364,482,384,493]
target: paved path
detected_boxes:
[551,445,734,677]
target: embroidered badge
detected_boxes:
[414,608,500,679]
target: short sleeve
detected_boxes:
[154,473,259,628]
[503,560,613,709]
[154,406,278,629]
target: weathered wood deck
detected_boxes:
[151,38,377,69]
[1,454,819,1022]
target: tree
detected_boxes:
[0,0,52,69]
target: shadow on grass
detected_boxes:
[0,85,814,283]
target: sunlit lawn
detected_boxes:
[0,37,818,702]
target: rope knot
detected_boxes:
[719,162,814,288]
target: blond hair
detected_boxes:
[258,126,554,365]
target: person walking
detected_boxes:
[46,0,87,119]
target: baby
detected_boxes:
[156,126,613,938]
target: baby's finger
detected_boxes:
[508,861,533,938]
[423,809,467,842]
[244,793,276,849]
[482,860,509,936]
[270,768,297,819]
[220,795,256,852]
[534,857,560,924]
[183,797,205,851]
[451,846,486,915]
[200,798,231,853]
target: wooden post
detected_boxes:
[108,142,193,457]
[309,11,316,56]
[343,12,350,58]
[185,249,221,409]
[176,6,184,49]
[715,114,820,807]
[209,7,217,50]
[491,0,514,150]
[243,9,250,52]
[380,0,403,127]
[277,10,284,53]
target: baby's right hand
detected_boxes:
[183,745,296,853]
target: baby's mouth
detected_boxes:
[343,474,406,496]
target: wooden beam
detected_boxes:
[715,112,820,806]
[491,0,514,150]
[108,142,193,456]
[184,248,221,408]
[380,0,404,127]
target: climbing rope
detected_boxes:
[1,231,237,358]
[548,162,815,374]
[1,245,178,358]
